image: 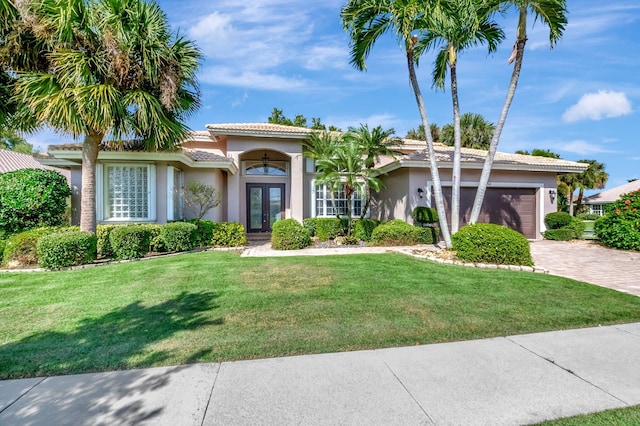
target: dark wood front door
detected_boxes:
[246,183,285,232]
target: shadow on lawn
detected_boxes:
[0,291,222,380]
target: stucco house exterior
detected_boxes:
[583,180,640,216]
[37,123,587,239]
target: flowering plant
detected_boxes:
[595,187,640,251]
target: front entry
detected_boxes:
[246,183,285,232]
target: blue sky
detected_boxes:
[30,0,639,192]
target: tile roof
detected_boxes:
[206,123,315,137]
[182,148,229,162]
[583,180,640,204]
[0,149,70,180]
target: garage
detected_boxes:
[434,187,537,239]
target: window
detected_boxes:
[167,166,184,221]
[312,181,366,218]
[97,164,155,221]
[590,204,604,216]
[243,160,288,176]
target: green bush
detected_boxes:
[315,218,343,241]
[2,226,77,268]
[96,225,120,258]
[370,219,437,246]
[412,206,439,225]
[452,223,533,266]
[353,219,379,242]
[187,219,215,246]
[567,216,585,238]
[211,222,247,247]
[594,188,640,251]
[271,219,312,250]
[37,231,97,270]
[542,228,575,241]
[545,212,572,230]
[160,222,197,252]
[302,218,317,237]
[109,225,151,260]
[141,224,165,252]
[0,239,5,263]
[577,213,599,220]
[0,168,71,232]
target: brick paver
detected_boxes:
[530,240,640,296]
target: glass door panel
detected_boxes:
[246,184,285,232]
[269,187,282,229]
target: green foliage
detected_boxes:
[0,238,5,263]
[412,206,439,225]
[545,212,572,229]
[2,226,77,268]
[109,226,151,260]
[353,219,379,242]
[141,224,164,253]
[370,220,437,246]
[315,218,343,241]
[340,234,361,245]
[577,213,599,220]
[0,128,33,153]
[182,181,221,220]
[37,231,97,270]
[0,169,71,232]
[211,222,247,247]
[302,218,317,237]
[542,228,576,241]
[187,219,215,246]
[594,188,640,251]
[567,217,586,238]
[271,219,312,250]
[160,222,197,252]
[452,223,533,266]
[96,225,119,258]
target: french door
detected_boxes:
[246,183,285,232]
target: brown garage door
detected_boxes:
[433,187,537,239]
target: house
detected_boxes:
[36,123,587,239]
[583,180,640,216]
[0,149,70,182]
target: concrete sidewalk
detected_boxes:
[2,323,639,425]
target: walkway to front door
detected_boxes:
[246,183,284,232]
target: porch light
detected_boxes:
[549,189,556,203]
[417,187,424,198]
[262,151,270,170]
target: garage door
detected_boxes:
[433,187,537,239]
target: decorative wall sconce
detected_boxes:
[549,189,556,203]
[262,151,270,169]
[417,188,424,199]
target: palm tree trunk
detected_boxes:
[469,6,527,224]
[450,58,461,234]
[406,46,452,248]
[360,186,371,220]
[576,187,585,215]
[80,131,104,233]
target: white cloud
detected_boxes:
[199,66,310,91]
[557,140,617,155]
[304,45,349,71]
[562,90,632,122]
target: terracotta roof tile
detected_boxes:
[206,123,314,136]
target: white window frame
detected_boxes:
[167,166,184,221]
[96,163,156,222]
[310,179,368,218]
[241,160,289,176]
[589,204,604,216]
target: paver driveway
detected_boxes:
[530,240,640,296]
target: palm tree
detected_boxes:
[441,113,496,150]
[406,123,440,143]
[575,160,608,214]
[341,0,454,248]
[469,0,567,224]
[417,0,503,233]
[6,0,200,233]
[557,173,578,215]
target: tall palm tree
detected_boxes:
[441,113,495,150]
[469,0,567,224]
[575,160,608,214]
[7,0,200,232]
[557,173,578,215]
[406,123,441,143]
[341,0,454,248]
[417,0,503,233]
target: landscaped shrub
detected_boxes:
[302,218,317,237]
[2,226,77,268]
[96,225,119,258]
[0,238,5,263]
[187,219,215,246]
[109,225,151,260]
[37,231,97,270]
[0,169,71,232]
[141,224,165,252]
[594,188,640,251]
[271,219,311,250]
[542,228,575,241]
[315,218,343,241]
[211,222,247,247]
[545,212,572,230]
[577,213,599,220]
[353,219,379,242]
[452,223,533,266]
[412,206,439,226]
[370,219,437,246]
[160,222,198,252]
[566,216,586,239]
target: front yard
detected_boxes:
[1,250,640,380]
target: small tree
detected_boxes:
[181,180,221,220]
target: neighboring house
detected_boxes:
[0,149,70,182]
[37,123,587,239]
[583,181,640,216]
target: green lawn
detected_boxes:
[1,251,639,379]
[536,405,640,425]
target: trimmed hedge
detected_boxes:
[302,218,317,237]
[0,239,4,263]
[412,206,439,225]
[96,225,119,258]
[452,223,533,266]
[353,219,379,242]
[37,231,97,270]
[271,219,311,250]
[109,225,151,260]
[542,228,575,241]
[2,227,77,268]
[187,219,215,246]
[160,222,197,252]
[566,217,586,239]
[315,218,342,241]
[545,212,572,230]
[577,213,599,220]
[141,224,165,253]
[370,220,437,246]
[211,222,247,247]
